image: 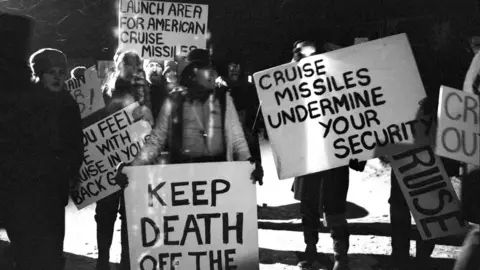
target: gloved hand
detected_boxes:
[249,159,264,185]
[114,162,130,189]
[349,158,367,172]
[132,105,154,126]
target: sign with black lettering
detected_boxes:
[253,34,427,179]
[65,66,105,119]
[123,162,260,270]
[387,146,467,240]
[436,86,480,165]
[118,0,208,61]
[70,102,152,210]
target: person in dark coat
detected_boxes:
[217,52,263,170]
[387,14,473,270]
[94,50,153,270]
[143,58,165,121]
[289,40,367,270]
[1,14,84,269]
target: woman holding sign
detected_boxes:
[290,40,367,270]
[94,50,154,270]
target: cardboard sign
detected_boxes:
[123,162,260,270]
[118,0,209,61]
[387,146,467,240]
[65,66,105,119]
[253,34,427,179]
[436,86,480,165]
[70,102,152,210]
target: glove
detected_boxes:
[349,158,366,172]
[115,162,129,189]
[132,105,154,126]
[249,159,264,185]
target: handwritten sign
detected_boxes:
[70,102,152,210]
[65,66,105,119]
[387,146,467,240]
[123,162,260,270]
[118,0,209,61]
[436,86,480,165]
[253,34,427,179]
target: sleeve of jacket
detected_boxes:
[132,98,172,166]
[227,94,251,161]
[59,93,85,179]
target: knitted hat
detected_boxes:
[29,48,67,77]
[0,13,33,77]
[186,48,210,64]
[0,13,33,62]
[143,59,163,71]
[71,66,86,79]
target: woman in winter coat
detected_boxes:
[93,50,154,270]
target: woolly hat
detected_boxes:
[0,13,33,75]
[162,60,178,76]
[143,59,163,71]
[29,48,67,77]
[0,13,33,61]
[186,48,210,64]
[71,66,86,79]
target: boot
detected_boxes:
[413,241,435,269]
[331,226,350,270]
[389,202,411,267]
[96,224,114,270]
[297,229,319,270]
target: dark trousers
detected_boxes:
[3,186,66,270]
[95,190,130,270]
[389,172,434,261]
[300,168,350,246]
[453,227,480,270]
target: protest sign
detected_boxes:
[65,66,105,119]
[70,102,152,210]
[118,0,209,61]
[387,146,467,240]
[123,162,260,270]
[436,86,480,166]
[253,33,428,179]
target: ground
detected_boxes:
[0,137,466,269]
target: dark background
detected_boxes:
[1,0,479,73]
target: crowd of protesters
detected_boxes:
[0,7,479,270]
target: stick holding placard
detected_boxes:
[436,86,480,166]
[387,146,468,240]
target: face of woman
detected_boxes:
[41,67,66,92]
[194,67,218,89]
[165,70,178,83]
[119,55,141,80]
